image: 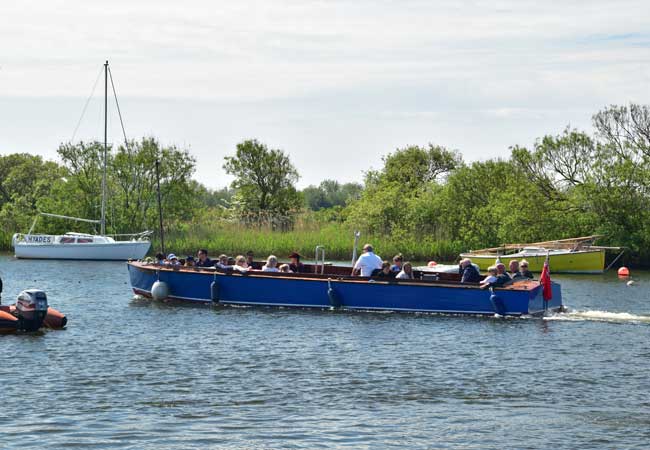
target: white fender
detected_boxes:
[151,281,169,301]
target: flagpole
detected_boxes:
[544,251,550,313]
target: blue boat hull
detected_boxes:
[127,263,563,316]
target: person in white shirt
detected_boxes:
[262,255,280,272]
[396,262,413,279]
[232,255,251,272]
[479,266,498,289]
[351,244,383,277]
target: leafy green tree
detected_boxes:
[111,138,198,233]
[303,179,362,210]
[379,144,462,189]
[194,184,234,208]
[223,139,302,221]
[511,106,650,255]
[0,153,67,239]
[345,143,462,234]
[38,138,199,235]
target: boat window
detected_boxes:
[60,237,76,244]
[77,238,94,244]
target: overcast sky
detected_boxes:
[1,0,649,188]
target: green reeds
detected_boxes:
[0,216,463,262]
[156,221,463,263]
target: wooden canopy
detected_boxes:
[465,235,622,255]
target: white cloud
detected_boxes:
[1,0,649,187]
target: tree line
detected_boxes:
[1,104,649,264]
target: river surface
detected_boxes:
[1,255,649,449]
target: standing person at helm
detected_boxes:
[351,244,383,277]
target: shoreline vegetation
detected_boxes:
[159,221,464,264]
[2,104,650,267]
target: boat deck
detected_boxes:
[128,261,541,292]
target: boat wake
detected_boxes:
[545,309,650,324]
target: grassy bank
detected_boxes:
[2,222,463,262]
[2,222,641,268]
[0,231,11,252]
[159,222,464,263]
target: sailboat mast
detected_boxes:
[101,60,108,236]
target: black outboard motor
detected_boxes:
[15,289,49,331]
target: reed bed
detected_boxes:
[159,222,463,263]
[0,220,463,263]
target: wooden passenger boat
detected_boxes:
[127,261,563,317]
[460,235,622,274]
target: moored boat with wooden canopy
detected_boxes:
[460,235,623,274]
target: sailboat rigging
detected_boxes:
[12,61,152,260]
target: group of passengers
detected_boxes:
[351,244,414,279]
[350,243,536,286]
[478,259,533,289]
[154,249,308,274]
[154,244,535,286]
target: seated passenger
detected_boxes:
[396,262,414,280]
[195,249,214,267]
[262,255,280,272]
[155,252,165,265]
[390,254,403,272]
[376,261,394,277]
[227,256,236,266]
[279,264,292,273]
[460,258,481,283]
[480,266,498,289]
[494,262,512,286]
[519,260,533,279]
[288,252,306,273]
[184,256,195,267]
[232,255,251,272]
[215,254,230,269]
[166,253,181,266]
[508,260,525,281]
[351,244,383,277]
[245,250,262,269]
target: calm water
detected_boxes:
[1,255,649,449]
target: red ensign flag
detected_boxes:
[540,257,552,301]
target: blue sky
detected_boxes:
[1,0,649,188]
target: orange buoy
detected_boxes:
[43,307,67,329]
[427,261,437,267]
[618,267,630,277]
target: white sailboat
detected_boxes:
[12,61,152,260]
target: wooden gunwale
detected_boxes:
[128,261,539,292]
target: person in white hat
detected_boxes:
[166,253,181,266]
